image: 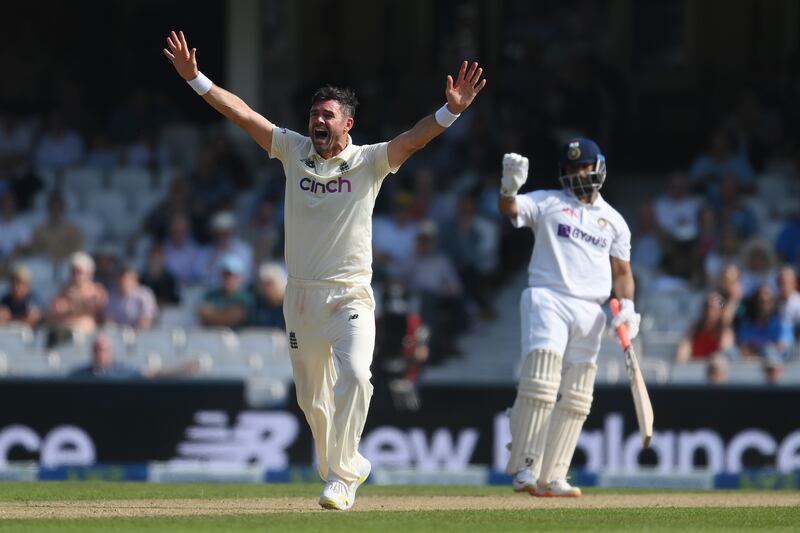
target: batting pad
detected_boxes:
[506,349,562,475]
[539,362,597,483]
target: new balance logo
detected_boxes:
[289,332,298,349]
[349,314,359,321]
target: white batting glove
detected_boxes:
[500,153,529,197]
[611,298,641,339]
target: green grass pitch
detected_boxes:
[0,482,797,532]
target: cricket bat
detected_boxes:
[609,298,654,448]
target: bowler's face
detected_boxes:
[308,100,352,153]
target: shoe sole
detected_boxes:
[513,485,536,495]
[534,490,582,498]
[319,497,350,511]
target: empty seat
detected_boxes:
[110,167,152,195]
[183,327,240,358]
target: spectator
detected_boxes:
[373,192,419,277]
[775,211,800,267]
[403,221,467,360]
[204,211,254,287]
[69,334,141,379]
[0,192,31,262]
[33,110,85,173]
[776,266,800,341]
[248,262,287,329]
[688,129,753,201]
[675,292,735,363]
[69,333,199,379]
[0,265,43,328]
[92,244,121,292]
[718,263,746,328]
[124,129,168,171]
[630,204,663,275]
[143,175,192,241]
[653,171,702,242]
[198,254,252,329]
[706,353,729,385]
[163,213,207,285]
[714,173,758,239]
[737,286,794,367]
[140,244,180,305]
[84,134,119,175]
[242,197,283,267]
[0,113,35,172]
[739,238,778,297]
[106,264,158,329]
[29,191,84,262]
[704,225,741,287]
[46,252,108,347]
[189,150,236,232]
[441,193,498,320]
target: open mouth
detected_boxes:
[313,127,329,143]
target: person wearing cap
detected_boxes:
[402,220,466,362]
[0,265,43,328]
[248,262,287,330]
[204,210,254,288]
[106,264,159,330]
[46,251,108,347]
[197,254,253,329]
[498,139,638,497]
[164,29,486,510]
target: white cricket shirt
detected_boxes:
[512,189,631,303]
[270,128,398,284]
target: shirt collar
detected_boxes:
[307,134,356,162]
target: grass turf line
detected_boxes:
[0,507,798,532]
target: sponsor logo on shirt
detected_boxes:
[299,176,352,194]
[556,223,608,248]
[562,207,579,219]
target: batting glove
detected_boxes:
[500,153,529,197]
[611,298,641,339]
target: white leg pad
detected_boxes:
[539,363,597,484]
[505,349,562,475]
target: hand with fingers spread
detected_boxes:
[163,30,198,81]
[445,61,487,114]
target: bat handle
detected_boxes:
[609,298,631,350]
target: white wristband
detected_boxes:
[434,104,460,127]
[187,72,213,95]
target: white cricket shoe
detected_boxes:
[512,469,536,494]
[319,480,352,510]
[319,457,372,511]
[535,478,582,497]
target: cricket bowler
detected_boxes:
[164,30,486,510]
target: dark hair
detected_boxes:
[311,86,359,117]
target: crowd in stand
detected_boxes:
[631,96,800,383]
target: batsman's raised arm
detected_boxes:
[387,61,486,169]
[497,153,529,218]
[163,30,274,154]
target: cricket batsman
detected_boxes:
[498,139,641,496]
[164,31,486,510]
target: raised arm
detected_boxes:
[163,31,274,154]
[387,61,486,169]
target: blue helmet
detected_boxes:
[558,138,607,198]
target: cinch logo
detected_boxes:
[300,176,352,194]
[556,223,608,248]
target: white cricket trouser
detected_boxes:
[284,278,375,484]
[520,287,606,366]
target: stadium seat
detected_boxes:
[670,361,707,384]
[183,327,240,358]
[110,167,153,197]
